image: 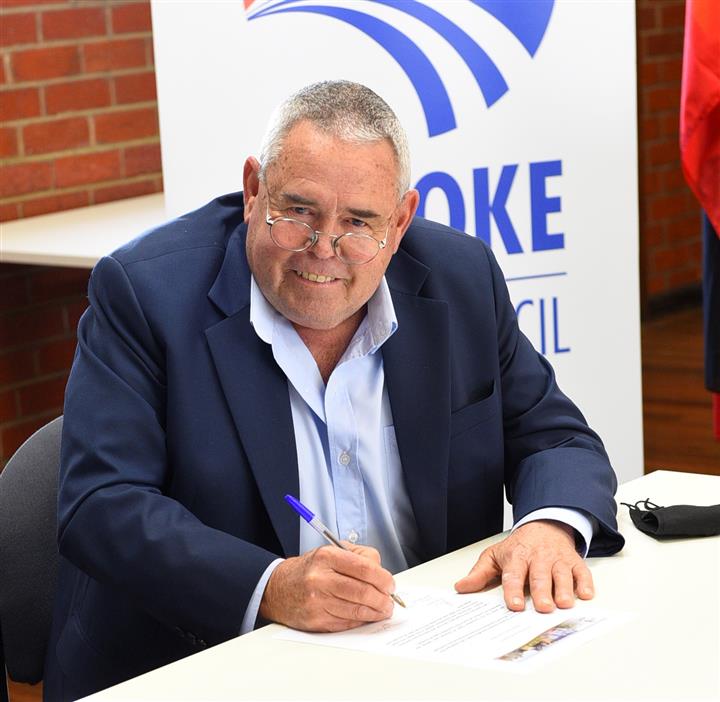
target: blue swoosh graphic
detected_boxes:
[471,0,554,57]
[249,4,456,136]
[370,0,508,108]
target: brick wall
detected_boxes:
[637,0,703,305]
[0,0,161,468]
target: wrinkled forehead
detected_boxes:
[262,123,401,207]
[264,122,400,189]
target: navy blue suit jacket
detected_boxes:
[44,192,623,699]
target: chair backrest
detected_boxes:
[0,416,62,686]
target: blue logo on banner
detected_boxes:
[246,0,554,137]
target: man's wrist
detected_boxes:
[512,507,595,556]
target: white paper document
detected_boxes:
[276,587,629,672]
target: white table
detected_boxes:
[0,195,166,268]
[83,470,720,701]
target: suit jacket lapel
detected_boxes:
[203,224,451,562]
[384,249,451,562]
[205,225,299,557]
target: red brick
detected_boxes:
[660,3,685,29]
[0,305,65,347]
[0,347,35,386]
[114,70,156,104]
[0,272,29,311]
[0,389,18,423]
[0,161,53,198]
[661,168,687,191]
[653,246,693,272]
[645,274,668,297]
[646,140,679,167]
[0,0,65,7]
[11,44,81,81]
[1,86,41,121]
[55,150,121,188]
[644,224,664,248]
[0,126,18,157]
[124,142,161,176]
[641,170,661,196]
[0,60,6,84]
[36,337,77,375]
[637,5,656,31]
[0,12,37,46]
[658,57,683,82]
[646,86,680,112]
[18,374,66,415]
[112,2,152,33]
[28,266,90,304]
[667,268,701,288]
[640,116,660,141]
[42,7,106,40]
[95,107,158,143]
[644,32,684,57]
[83,38,146,73]
[93,178,157,204]
[669,212,704,240]
[45,77,112,114]
[23,116,90,155]
[639,61,660,87]
[1,416,55,462]
[22,190,89,218]
[659,112,679,136]
[686,240,702,262]
[0,203,20,222]
[65,299,89,331]
[648,192,687,220]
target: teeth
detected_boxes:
[296,271,336,283]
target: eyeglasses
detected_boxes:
[265,205,388,266]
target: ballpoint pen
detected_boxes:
[284,494,406,608]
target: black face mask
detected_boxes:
[621,499,720,539]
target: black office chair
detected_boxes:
[0,416,62,702]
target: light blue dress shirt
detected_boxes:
[240,276,594,634]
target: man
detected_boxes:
[45,81,623,700]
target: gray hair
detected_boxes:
[258,80,411,197]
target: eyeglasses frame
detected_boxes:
[265,204,389,266]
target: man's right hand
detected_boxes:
[259,544,396,632]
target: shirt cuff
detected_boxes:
[240,558,284,635]
[512,508,598,557]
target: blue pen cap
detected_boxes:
[284,494,315,523]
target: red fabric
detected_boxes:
[680,0,720,236]
[714,393,720,440]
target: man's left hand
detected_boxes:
[454,519,594,613]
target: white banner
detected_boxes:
[151,0,643,486]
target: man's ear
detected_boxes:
[242,157,262,223]
[391,189,420,252]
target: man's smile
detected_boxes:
[294,269,342,284]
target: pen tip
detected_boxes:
[392,593,406,608]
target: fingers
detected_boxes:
[331,546,395,597]
[454,546,501,594]
[345,542,383,565]
[573,561,595,600]
[260,546,396,632]
[455,522,597,614]
[527,553,558,612]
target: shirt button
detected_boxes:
[347,529,359,543]
[339,451,351,466]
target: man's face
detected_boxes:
[243,120,418,332]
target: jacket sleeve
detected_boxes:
[58,255,278,645]
[485,247,625,556]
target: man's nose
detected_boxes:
[308,230,337,260]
